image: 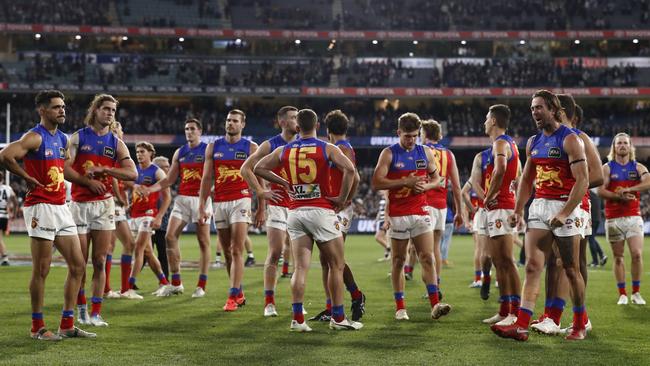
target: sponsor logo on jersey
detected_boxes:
[548,147,561,158]
[103,146,115,158]
[235,151,247,160]
[80,144,93,152]
[59,147,66,158]
[415,159,426,169]
[142,176,153,185]
[44,149,54,157]
[629,171,639,180]
[195,155,204,162]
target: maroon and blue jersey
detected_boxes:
[212,137,252,202]
[604,160,641,219]
[572,127,591,212]
[267,134,294,208]
[131,163,160,218]
[426,142,452,209]
[477,147,492,208]
[530,125,576,201]
[71,127,119,202]
[280,137,333,210]
[23,124,68,207]
[387,143,429,217]
[177,142,207,197]
[330,139,355,198]
[484,135,519,210]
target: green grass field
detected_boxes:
[1,233,649,365]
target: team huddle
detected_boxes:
[0,89,646,341]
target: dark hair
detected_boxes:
[228,109,246,121]
[575,104,584,127]
[297,109,318,132]
[421,119,442,141]
[136,141,156,157]
[35,90,64,108]
[532,89,562,121]
[277,106,298,121]
[556,94,576,121]
[397,112,421,132]
[324,109,349,135]
[488,104,511,130]
[186,118,202,130]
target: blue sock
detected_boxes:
[32,312,43,319]
[62,310,74,318]
[292,303,303,315]
[394,292,404,300]
[426,284,438,295]
[199,274,208,281]
[346,283,358,293]
[91,297,102,304]
[332,305,345,321]
[229,287,240,297]
[265,290,274,297]
[552,297,566,309]
[121,255,132,264]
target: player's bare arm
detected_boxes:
[0,131,44,188]
[63,132,106,195]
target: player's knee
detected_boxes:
[91,256,105,271]
[614,254,625,263]
[165,232,176,243]
[34,263,51,279]
[525,260,543,275]
[631,251,642,263]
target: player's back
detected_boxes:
[280,137,333,210]
[425,142,451,209]
[484,134,519,209]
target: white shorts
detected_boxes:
[389,214,433,240]
[337,206,353,234]
[212,197,252,229]
[69,198,116,234]
[130,216,153,234]
[605,216,644,242]
[23,203,78,241]
[287,207,341,243]
[171,195,212,224]
[114,205,127,222]
[473,208,488,236]
[579,208,592,238]
[485,208,514,238]
[527,198,581,237]
[266,204,289,231]
[426,206,446,231]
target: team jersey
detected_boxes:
[469,189,480,220]
[604,160,641,219]
[23,124,68,207]
[426,142,452,209]
[267,134,294,208]
[330,139,356,198]
[530,124,576,201]
[177,142,207,196]
[484,134,519,210]
[0,185,15,219]
[280,137,333,210]
[131,163,160,218]
[376,198,386,221]
[212,137,252,202]
[573,128,591,212]
[386,143,430,217]
[477,148,492,208]
[71,126,119,202]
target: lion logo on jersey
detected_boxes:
[182,168,202,182]
[132,191,149,204]
[44,166,65,192]
[216,166,242,184]
[535,166,563,189]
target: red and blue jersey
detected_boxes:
[71,127,119,202]
[212,137,252,202]
[469,189,481,220]
[573,128,591,212]
[530,125,576,201]
[426,142,452,209]
[479,147,492,205]
[604,160,641,219]
[330,139,355,198]
[280,137,333,210]
[131,163,160,218]
[177,142,207,197]
[387,143,429,217]
[23,124,68,207]
[267,134,294,208]
[484,134,518,210]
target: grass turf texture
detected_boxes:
[1,233,649,365]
